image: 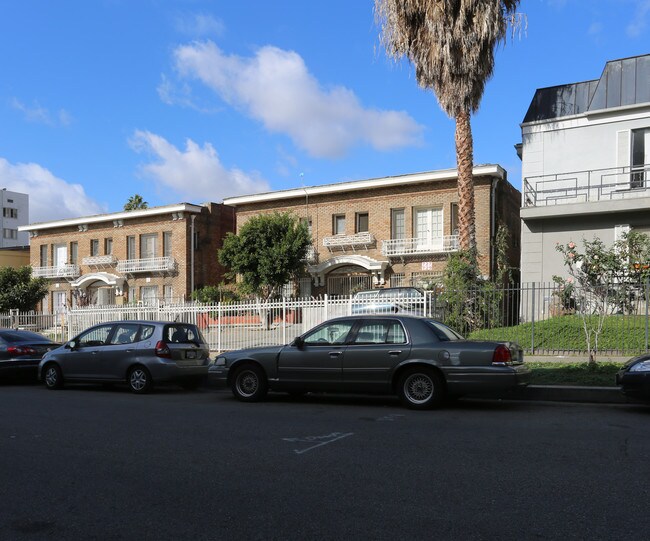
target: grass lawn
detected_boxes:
[527,361,624,387]
[468,314,650,355]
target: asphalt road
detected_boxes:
[1,382,649,541]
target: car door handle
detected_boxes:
[125,349,135,353]
[388,350,402,355]
[329,351,343,357]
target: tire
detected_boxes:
[397,367,445,410]
[43,363,63,390]
[128,366,152,394]
[231,364,268,402]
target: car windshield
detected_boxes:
[423,320,464,341]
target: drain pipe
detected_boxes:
[191,214,196,298]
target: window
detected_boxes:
[140,285,158,305]
[53,244,67,267]
[300,217,313,236]
[390,273,405,288]
[77,324,113,347]
[352,320,407,345]
[105,238,113,255]
[127,236,136,260]
[40,245,48,266]
[391,209,405,239]
[450,203,459,236]
[140,234,157,259]
[163,285,173,302]
[333,214,346,235]
[631,128,650,188]
[109,324,140,345]
[163,231,172,257]
[3,228,17,239]
[355,212,369,233]
[70,242,78,264]
[414,207,443,250]
[303,320,354,345]
[90,239,100,256]
[3,208,17,219]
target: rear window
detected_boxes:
[0,330,51,343]
[423,320,464,341]
[163,324,205,344]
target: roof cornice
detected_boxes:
[18,203,205,232]
[223,165,506,206]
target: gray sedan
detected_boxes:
[209,315,530,409]
[39,320,210,393]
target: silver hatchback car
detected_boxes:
[39,320,210,393]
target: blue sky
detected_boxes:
[1,0,649,223]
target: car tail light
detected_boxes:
[492,345,512,366]
[7,345,37,356]
[155,341,171,358]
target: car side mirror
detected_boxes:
[292,336,304,348]
[66,340,77,350]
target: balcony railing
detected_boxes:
[116,256,176,274]
[523,164,650,207]
[381,236,459,257]
[32,264,81,279]
[303,245,318,263]
[323,232,375,251]
[82,255,117,266]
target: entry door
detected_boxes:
[53,291,67,314]
[415,208,443,251]
[54,244,68,268]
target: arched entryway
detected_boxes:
[308,255,389,296]
[70,272,125,307]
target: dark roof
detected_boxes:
[523,54,650,123]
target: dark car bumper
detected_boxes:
[207,366,230,388]
[616,370,650,401]
[0,358,42,377]
[147,363,208,382]
[444,363,531,395]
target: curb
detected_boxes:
[508,385,629,404]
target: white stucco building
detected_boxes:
[519,54,650,284]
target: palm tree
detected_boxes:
[375,0,522,251]
[123,194,149,211]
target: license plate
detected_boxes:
[186,351,196,359]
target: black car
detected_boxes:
[209,315,529,409]
[616,354,650,401]
[0,329,59,379]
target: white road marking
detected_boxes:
[283,432,354,454]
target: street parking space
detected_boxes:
[1,384,649,540]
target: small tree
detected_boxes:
[0,267,49,312]
[124,194,149,211]
[555,231,650,363]
[218,212,311,327]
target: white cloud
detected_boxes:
[627,0,650,37]
[169,41,423,158]
[0,157,106,223]
[129,130,270,201]
[10,98,72,127]
[174,13,224,37]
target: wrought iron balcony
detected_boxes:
[523,164,650,207]
[381,236,459,257]
[82,255,117,266]
[32,264,81,279]
[116,256,176,274]
[303,245,318,263]
[323,232,374,251]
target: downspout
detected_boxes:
[190,214,196,298]
[491,176,499,280]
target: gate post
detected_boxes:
[531,283,536,355]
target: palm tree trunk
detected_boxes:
[455,110,476,251]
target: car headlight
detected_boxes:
[629,360,650,372]
[213,356,227,367]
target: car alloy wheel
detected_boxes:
[398,367,444,410]
[232,364,268,402]
[128,367,152,394]
[44,364,63,390]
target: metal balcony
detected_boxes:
[381,236,459,257]
[323,232,374,252]
[32,264,81,279]
[303,245,318,263]
[523,164,650,207]
[116,256,176,274]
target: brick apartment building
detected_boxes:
[223,165,521,296]
[19,202,234,312]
